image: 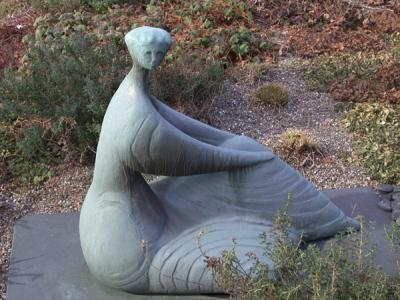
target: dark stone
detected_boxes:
[391,197,400,221]
[7,188,399,300]
[376,184,394,193]
[377,198,392,212]
[392,192,400,202]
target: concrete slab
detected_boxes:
[7,188,398,299]
[6,213,225,300]
[322,187,399,276]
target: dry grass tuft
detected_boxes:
[252,84,289,107]
[277,128,323,169]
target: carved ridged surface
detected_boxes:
[151,155,356,241]
[149,217,275,294]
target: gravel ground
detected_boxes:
[0,61,375,299]
[210,60,374,190]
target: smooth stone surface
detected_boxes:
[7,213,225,300]
[7,187,398,300]
[377,198,392,212]
[322,187,399,276]
[377,184,394,193]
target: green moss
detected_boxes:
[252,84,289,107]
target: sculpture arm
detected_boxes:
[151,97,268,152]
[129,114,274,176]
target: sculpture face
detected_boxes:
[133,44,166,70]
[124,26,171,70]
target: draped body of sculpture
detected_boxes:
[79,26,359,294]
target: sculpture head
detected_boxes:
[125,26,172,70]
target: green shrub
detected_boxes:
[205,205,400,299]
[252,84,289,107]
[150,56,225,119]
[1,33,130,149]
[0,32,130,183]
[344,103,400,185]
[0,122,55,185]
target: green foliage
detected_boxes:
[150,56,225,119]
[43,0,138,12]
[0,32,130,183]
[304,53,383,91]
[252,84,289,107]
[1,33,130,148]
[32,10,126,49]
[206,206,400,300]
[344,103,400,185]
[145,0,270,63]
[0,122,55,185]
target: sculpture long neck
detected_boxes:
[129,62,149,94]
[91,62,152,192]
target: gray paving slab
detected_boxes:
[6,213,226,300]
[6,188,398,300]
[322,187,399,276]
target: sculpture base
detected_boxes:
[6,188,398,300]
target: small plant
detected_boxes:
[277,128,322,169]
[344,103,400,185]
[205,206,400,299]
[252,84,289,107]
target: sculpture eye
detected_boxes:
[156,51,164,57]
[145,51,151,56]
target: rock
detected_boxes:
[377,198,392,212]
[377,184,394,193]
[392,210,400,221]
[392,199,400,221]
[392,192,400,202]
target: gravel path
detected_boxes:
[210,60,374,190]
[0,62,374,299]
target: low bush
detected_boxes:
[0,32,130,183]
[344,103,400,185]
[150,56,225,121]
[205,205,400,299]
[0,120,56,185]
[252,84,289,107]
[1,33,130,148]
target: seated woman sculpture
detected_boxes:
[79,26,359,294]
